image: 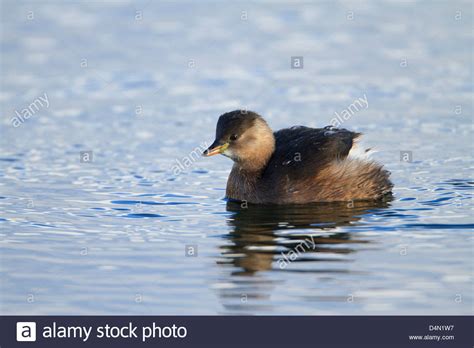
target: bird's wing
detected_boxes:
[263,126,361,179]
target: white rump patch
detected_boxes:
[348,138,377,161]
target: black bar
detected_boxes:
[2,316,473,347]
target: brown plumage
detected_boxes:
[203,110,393,204]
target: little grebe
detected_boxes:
[203,110,392,204]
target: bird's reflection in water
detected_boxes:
[216,199,391,313]
[221,199,391,274]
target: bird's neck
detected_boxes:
[231,117,276,173]
[235,154,271,173]
[235,138,275,173]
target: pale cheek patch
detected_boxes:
[222,148,235,159]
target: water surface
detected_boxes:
[0,1,472,314]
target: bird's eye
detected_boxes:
[229,134,238,141]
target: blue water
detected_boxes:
[0,1,472,315]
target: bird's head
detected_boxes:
[203,110,275,171]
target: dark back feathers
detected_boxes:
[262,126,360,180]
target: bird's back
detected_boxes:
[264,125,359,178]
[247,125,392,203]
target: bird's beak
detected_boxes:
[203,141,229,157]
